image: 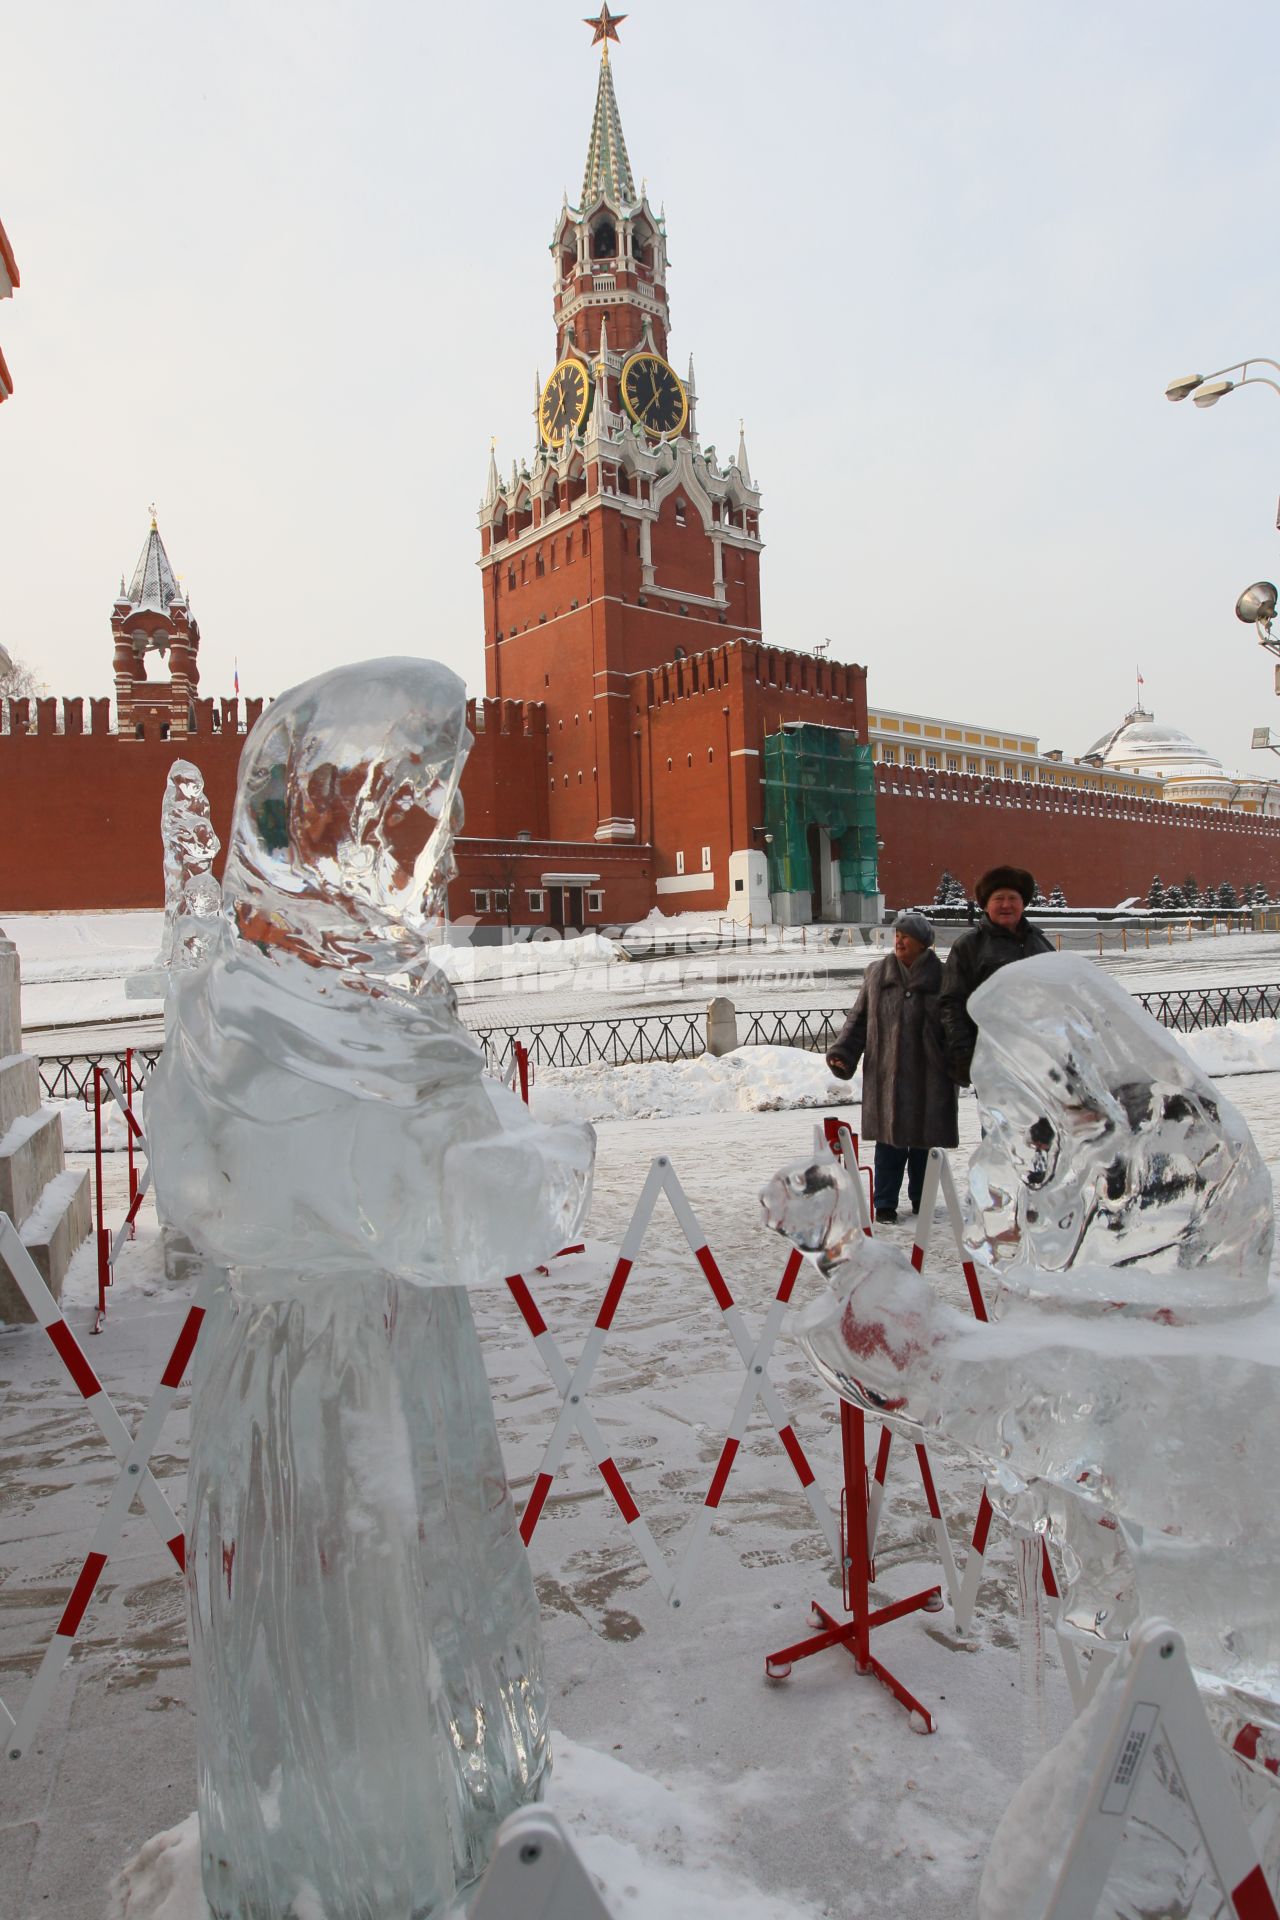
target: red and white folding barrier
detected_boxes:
[503,1040,531,1106]
[1037,1621,1278,1920]
[91,1055,151,1331]
[0,1214,210,1759]
[505,1154,840,1606]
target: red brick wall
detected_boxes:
[450,838,653,929]
[0,694,553,913]
[0,700,250,909]
[875,766,1280,908]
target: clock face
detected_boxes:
[620,352,688,440]
[539,359,591,447]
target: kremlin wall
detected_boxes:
[6,35,1280,924]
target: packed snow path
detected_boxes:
[4,1079,1280,1918]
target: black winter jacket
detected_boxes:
[938,914,1054,1083]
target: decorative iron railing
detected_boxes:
[32,982,1280,1102]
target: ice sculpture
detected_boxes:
[963,953,1272,1303]
[157,759,223,971]
[761,951,1280,1916]
[147,659,595,1920]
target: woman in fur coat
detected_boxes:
[826,909,958,1222]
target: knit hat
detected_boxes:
[894,909,935,947]
[975,865,1035,908]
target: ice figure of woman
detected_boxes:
[147,660,594,1920]
[156,759,223,971]
[760,954,1280,1917]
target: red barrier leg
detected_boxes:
[765,1402,939,1731]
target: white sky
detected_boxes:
[3,1,1280,774]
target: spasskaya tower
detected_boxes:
[477,6,764,846]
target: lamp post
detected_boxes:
[1167,357,1280,761]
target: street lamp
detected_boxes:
[1165,358,1280,407]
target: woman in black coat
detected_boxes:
[826,910,958,1223]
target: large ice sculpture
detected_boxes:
[761,951,1280,1916]
[963,952,1272,1302]
[157,759,223,971]
[147,659,594,1920]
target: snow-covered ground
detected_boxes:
[6,910,1280,1055]
[5,1050,1280,1920]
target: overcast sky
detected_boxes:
[4,1,1280,773]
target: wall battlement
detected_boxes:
[2,695,264,743]
[641,639,867,712]
[875,762,1280,840]
[465,696,548,739]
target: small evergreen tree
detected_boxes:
[1031,881,1047,906]
[1182,875,1201,910]
[1147,875,1166,910]
[1048,885,1068,909]
[933,869,966,906]
[1216,881,1240,911]
[1245,881,1271,907]
[1163,884,1186,910]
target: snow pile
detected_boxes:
[529,1045,857,1125]
[1182,1017,1280,1078]
[106,1738,830,1920]
[53,1093,141,1152]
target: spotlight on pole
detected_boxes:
[1237,582,1279,625]
[1165,374,1205,401]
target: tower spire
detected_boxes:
[580,8,635,205]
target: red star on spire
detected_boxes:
[583,4,626,48]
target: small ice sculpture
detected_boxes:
[762,952,1280,1917]
[147,659,594,1920]
[157,759,223,971]
[964,953,1272,1304]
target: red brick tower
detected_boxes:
[478,7,763,846]
[111,515,201,740]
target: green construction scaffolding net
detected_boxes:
[763,725,878,899]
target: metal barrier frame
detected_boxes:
[31,981,1280,1100]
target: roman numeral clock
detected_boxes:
[620,351,687,439]
[538,360,593,448]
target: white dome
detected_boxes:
[1082,707,1223,777]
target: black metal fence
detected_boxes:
[32,981,1280,1101]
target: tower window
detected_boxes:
[592,220,616,258]
[536,549,546,577]
[675,497,687,527]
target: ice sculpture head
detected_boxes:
[760,1155,946,1423]
[759,1152,863,1277]
[967,953,1273,1305]
[223,658,468,979]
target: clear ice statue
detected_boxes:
[963,952,1272,1304]
[147,659,595,1920]
[761,954,1280,1917]
[157,759,223,972]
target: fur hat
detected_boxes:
[893,909,935,947]
[975,865,1035,908]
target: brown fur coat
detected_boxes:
[828,950,959,1148]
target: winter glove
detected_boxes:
[826,1050,857,1081]
[947,1053,972,1088]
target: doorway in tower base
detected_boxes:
[542,872,596,933]
[762,723,882,925]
